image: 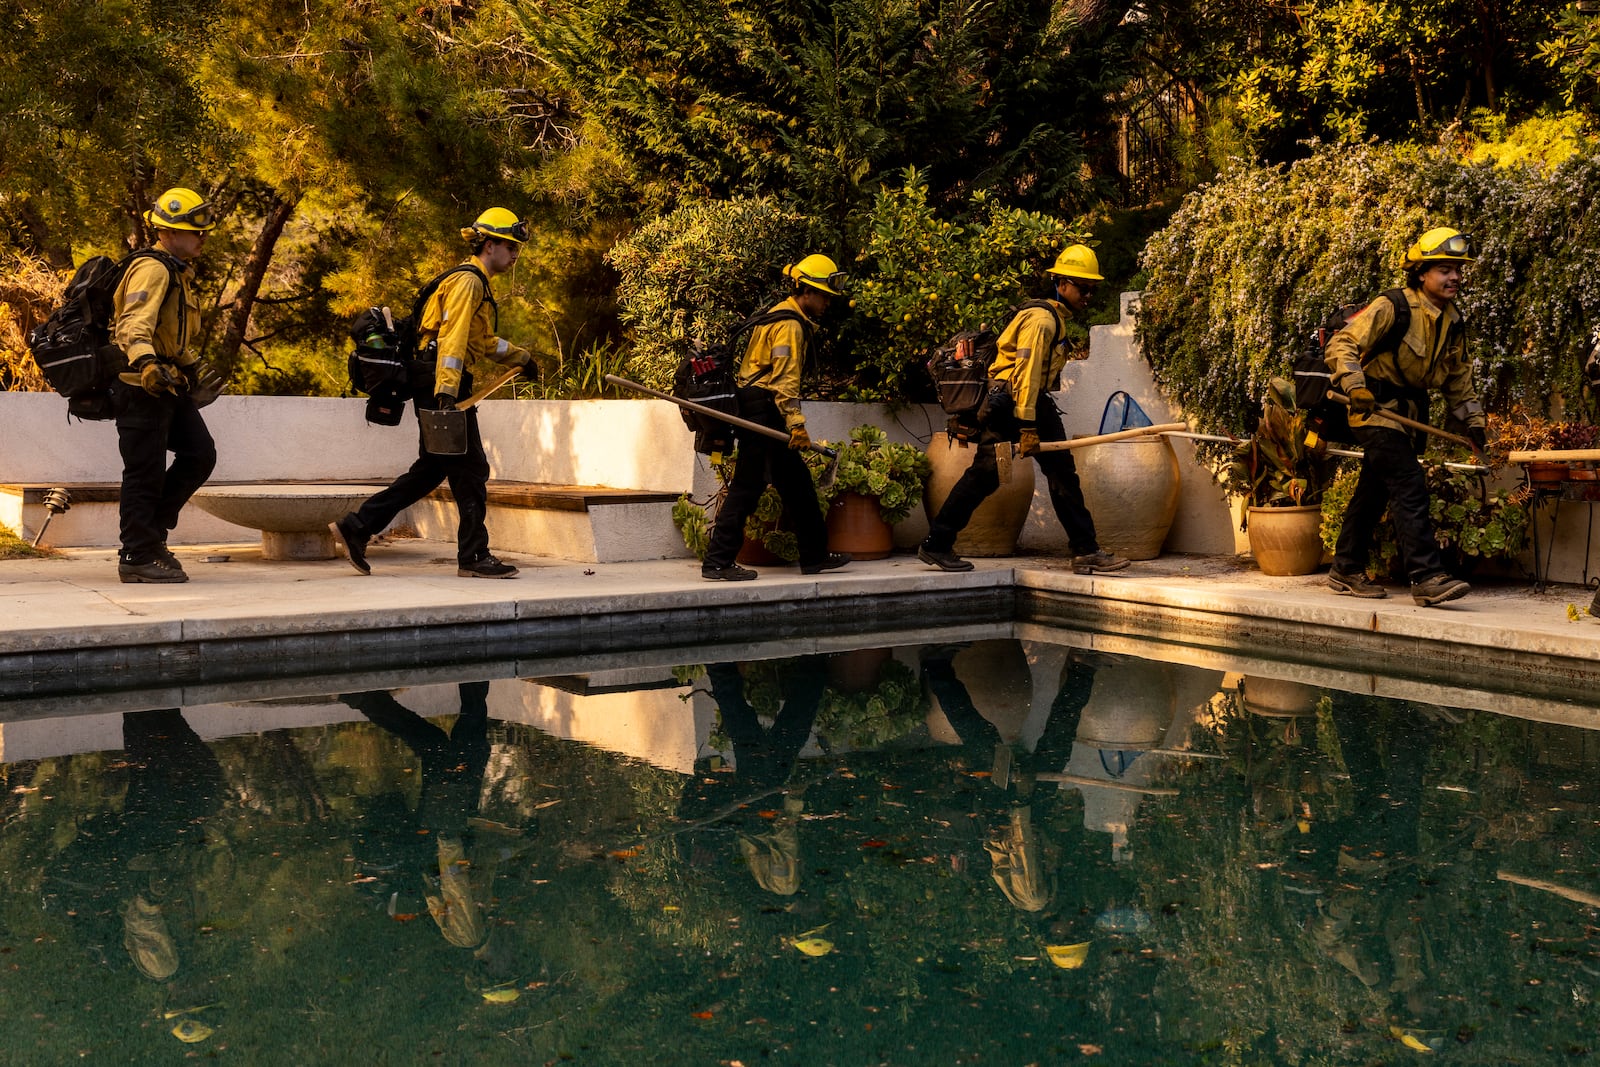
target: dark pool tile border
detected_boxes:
[0,586,1015,705]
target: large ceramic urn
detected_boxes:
[1072,437,1181,560]
[1245,505,1324,576]
[922,432,1036,556]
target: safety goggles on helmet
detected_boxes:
[1419,231,1476,259]
[798,268,847,292]
[151,200,216,230]
[477,218,530,243]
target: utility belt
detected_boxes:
[734,384,787,432]
[408,359,475,409]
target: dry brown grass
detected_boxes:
[0,253,66,393]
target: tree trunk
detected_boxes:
[219,192,298,373]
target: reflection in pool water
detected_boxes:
[4,639,1598,1063]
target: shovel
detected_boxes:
[455,363,528,410]
[604,374,842,485]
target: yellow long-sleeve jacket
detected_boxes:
[113,252,200,386]
[988,300,1071,423]
[735,296,815,430]
[420,257,549,399]
[1324,287,1484,431]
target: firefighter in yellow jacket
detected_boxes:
[332,209,553,578]
[1324,227,1486,607]
[918,245,1129,575]
[700,255,852,580]
[111,187,223,584]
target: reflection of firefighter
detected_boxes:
[1278,691,1454,1041]
[341,683,499,950]
[45,710,230,993]
[921,644,1104,911]
[681,658,826,895]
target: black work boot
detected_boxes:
[801,551,852,575]
[1410,572,1470,607]
[458,554,520,579]
[702,563,758,581]
[917,543,974,572]
[156,544,186,575]
[118,558,189,584]
[330,516,371,576]
[1327,569,1387,598]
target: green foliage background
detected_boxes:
[1137,137,1600,435]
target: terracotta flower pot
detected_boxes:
[1246,504,1324,576]
[825,491,893,560]
[922,432,1036,556]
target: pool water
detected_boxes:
[2,637,1597,1064]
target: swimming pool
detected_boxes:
[2,631,1595,1063]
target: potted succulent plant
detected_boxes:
[1220,381,1337,575]
[806,425,933,559]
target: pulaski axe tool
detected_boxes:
[604,374,842,486]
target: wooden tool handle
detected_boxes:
[1035,422,1188,452]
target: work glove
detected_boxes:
[188,363,227,408]
[1018,426,1041,457]
[519,356,543,382]
[1466,425,1488,459]
[139,360,183,397]
[434,392,457,410]
[788,425,811,451]
[1347,386,1377,415]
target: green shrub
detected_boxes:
[1137,138,1600,435]
[839,169,1090,401]
[606,198,821,391]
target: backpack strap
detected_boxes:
[733,308,808,387]
[120,248,189,358]
[411,264,496,336]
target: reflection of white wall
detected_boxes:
[504,676,699,773]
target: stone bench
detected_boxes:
[417,482,688,563]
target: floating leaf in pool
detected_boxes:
[170,1019,213,1043]
[792,938,833,956]
[481,986,520,1004]
[1046,943,1090,969]
[1389,1025,1444,1052]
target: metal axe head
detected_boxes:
[815,447,841,489]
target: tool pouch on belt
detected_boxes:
[418,405,468,455]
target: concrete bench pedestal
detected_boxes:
[188,484,390,560]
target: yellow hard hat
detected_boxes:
[1045,244,1104,281]
[1402,227,1476,268]
[461,207,528,245]
[145,187,217,232]
[785,253,846,296]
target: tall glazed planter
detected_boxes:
[1073,438,1181,560]
[923,432,1035,556]
[1246,505,1323,575]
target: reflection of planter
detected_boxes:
[922,432,1036,556]
[825,491,892,560]
[1073,438,1181,560]
[1246,505,1323,576]
[1240,675,1320,717]
[1076,659,1176,749]
[925,639,1034,742]
[826,647,892,693]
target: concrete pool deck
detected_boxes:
[3,538,1599,715]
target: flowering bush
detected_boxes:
[1137,140,1600,435]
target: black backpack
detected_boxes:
[672,308,805,454]
[348,264,491,426]
[1293,289,1410,444]
[926,299,1057,438]
[27,249,182,421]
